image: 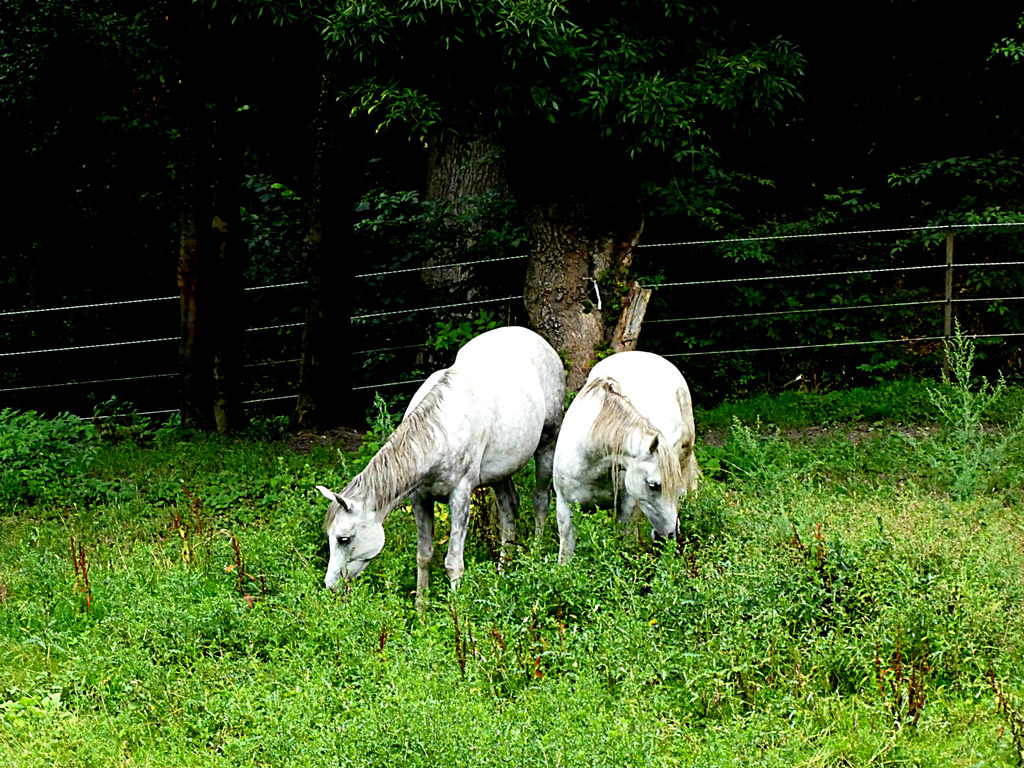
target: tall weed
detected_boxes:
[926,325,1024,499]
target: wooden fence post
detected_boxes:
[943,231,954,379]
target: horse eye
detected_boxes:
[337,536,352,547]
[648,481,661,492]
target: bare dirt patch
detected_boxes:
[700,422,937,448]
[285,426,365,454]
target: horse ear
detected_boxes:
[603,377,623,396]
[648,434,659,455]
[316,485,346,509]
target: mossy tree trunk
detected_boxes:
[522,192,646,391]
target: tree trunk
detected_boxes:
[522,194,645,390]
[611,281,652,353]
[207,209,249,434]
[175,19,248,433]
[177,183,209,427]
[426,134,509,215]
[419,133,513,363]
[423,134,510,285]
[176,114,249,432]
[295,68,360,431]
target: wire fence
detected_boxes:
[3,222,1023,419]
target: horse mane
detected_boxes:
[583,377,686,499]
[333,372,453,522]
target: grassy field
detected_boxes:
[3,350,1024,766]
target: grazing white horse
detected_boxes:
[553,351,699,564]
[316,326,565,601]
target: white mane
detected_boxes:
[327,372,452,526]
[582,377,686,500]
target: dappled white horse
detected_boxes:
[553,351,699,563]
[316,326,565,601]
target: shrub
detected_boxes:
[925,325,1024,500]
[0,409,99,510]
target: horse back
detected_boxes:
[453,326,565,428]
[410,327,565,487]
[587,351,694,448]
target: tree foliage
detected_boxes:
[322,1,804,167]
[3,1,1024,420]
[991,14,1024,63]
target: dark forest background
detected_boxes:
[4,2,1024,429]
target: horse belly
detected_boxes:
[469,377,549,482]
[477,416,544,484]
[563,471,616,507]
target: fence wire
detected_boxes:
[4,222,1023,409]
[647,295,1024,325]
[639,220,1024,249]
[664,332,1024,359]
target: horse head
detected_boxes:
[622,433,681,543]
[317,485,386,589]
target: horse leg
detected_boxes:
[531,426,557,538]
[444,479,475,586]
[492,477,519,570]
[410,492,435,607]
[616,494,638,527]
[555,493,577,565]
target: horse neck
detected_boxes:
[347,394,449,517]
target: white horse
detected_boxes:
[552,351,699,564]
[316,326,565,601]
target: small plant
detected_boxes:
[875,635,930,728]
[173,485,212,567]
[223,530,266,606]
[722,416,791,491]
[90,395,152,442]
[347,393,399,473]
[69,537,92,613]
[430,310,502,353]
[931,323,1002,433]
[0,409,98,508]
[0,691,68,727]
[366,393,398,446]
[990,668,1024,766]
[926,323,1024,498]
[449,604,473,678]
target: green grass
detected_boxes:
[696,377,1024,431]
[3,369,1024,766]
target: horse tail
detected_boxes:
[674,382,700,493]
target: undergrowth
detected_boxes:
[2,350,1024,767]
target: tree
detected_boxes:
[162,1,355,432]
[1,1,179,415]
[163,6,252,432]
[295,66,366,431]
[175,0,374,431]
[8,0,1024,419]
[992,14,1024,63]
[323,1,804,387]
[516,140,647,386]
